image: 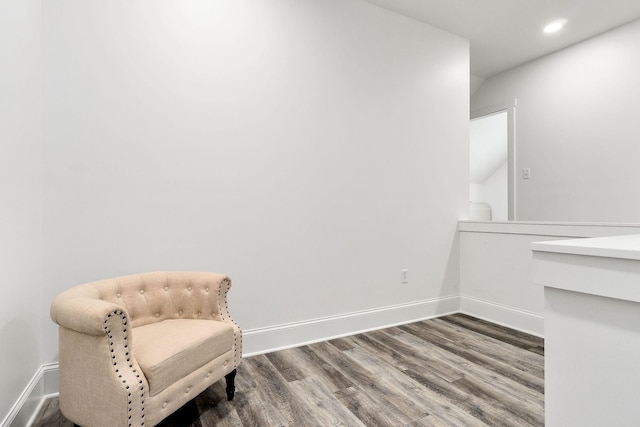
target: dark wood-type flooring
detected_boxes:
[32,314,544,426]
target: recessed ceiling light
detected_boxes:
[544,18,568,34]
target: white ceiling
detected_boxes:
[361,0,640,78]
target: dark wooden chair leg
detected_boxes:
[225,369,237,401]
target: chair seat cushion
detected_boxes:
[132,319,234,396]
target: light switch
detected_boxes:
[523,168,531,179]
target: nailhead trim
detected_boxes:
[104,310,145,427]
[218,277,242,368]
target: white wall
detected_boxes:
[40,0,469,362]
[472,19,640,222]
[0,0,43,420]
[469,161,507,221]
[482,161,508,221]
[459,221,640,336]
[460,227,557,335]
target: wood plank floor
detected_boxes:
[32,314,544,426]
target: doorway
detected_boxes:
[470,101,516,221]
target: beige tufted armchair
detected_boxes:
[50,271,242,427]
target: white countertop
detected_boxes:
[531,234,640,261]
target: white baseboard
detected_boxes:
[7,297,459,426]
[460,295,544,337]
[2,363,58,427]
[242,296,460,356]
[8,295,545,426]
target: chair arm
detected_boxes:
[215,276,243,365]
[216,276,234,322]
[51,295,127,336]
[54,298,147,427]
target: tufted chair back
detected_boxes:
[57,271,232,328]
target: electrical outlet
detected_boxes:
[401,269,408,285]
[523,168,531,179]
